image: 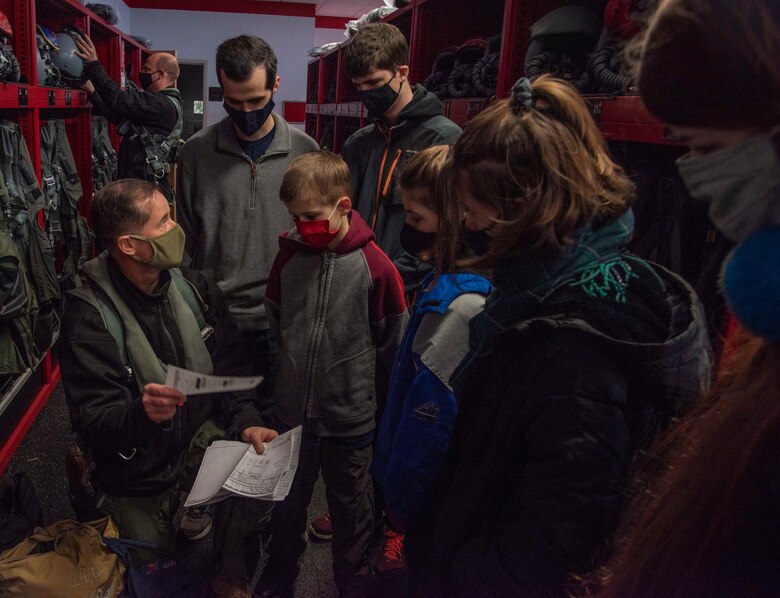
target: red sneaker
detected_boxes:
[374,529,407,574]
[307,511,332,541]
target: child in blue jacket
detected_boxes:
[371,145,491,578]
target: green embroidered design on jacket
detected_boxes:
[569,258,637,302]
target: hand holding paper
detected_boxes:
[240,426,279,454]
[185,426,302,507]
[164,365,264,396]
[142,383,186,423]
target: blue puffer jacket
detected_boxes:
[372,270,491,532]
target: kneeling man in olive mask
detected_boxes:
[60,179,275,598]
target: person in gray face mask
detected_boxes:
[586,3,780,596]
[637,0,780,244]
[60,179,278,598]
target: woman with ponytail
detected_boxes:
[422,75,712,596]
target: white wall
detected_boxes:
[313,27,347,49]
[129,9,316,127]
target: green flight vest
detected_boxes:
[40,119,92,291]
[0,213,37,374]
[118,89,184,180]
[68,252,213,391]
[0,121,60,373]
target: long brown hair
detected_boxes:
[399,145,450,215]
[438,75,634,272]
[593,335,780,597]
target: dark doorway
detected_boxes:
[178,62,205,140]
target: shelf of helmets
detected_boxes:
[0,0,148,109]
[491,0,681,146]
[0,0,149,474]
[305,0,679,151]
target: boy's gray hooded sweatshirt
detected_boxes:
[176,113,319,332]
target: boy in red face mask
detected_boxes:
[258,150,409,596]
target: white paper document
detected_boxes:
[184,426,302,507]
[164,365,264,396]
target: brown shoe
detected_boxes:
[210,578,250,598]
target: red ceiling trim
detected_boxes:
[123,0,316,18]
[315,15,351,29]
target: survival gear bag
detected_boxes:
[129,34,153,49]
[92,116,118,191]
[118,90,184,181]
[64,266,211,531]
[40,119,92,291]
[86,2,119,25]
[0,516,126,597]
[0,120,60,373]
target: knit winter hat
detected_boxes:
[638,0,780,129]
[721,226,780,343]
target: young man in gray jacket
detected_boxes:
[176,35,318,403]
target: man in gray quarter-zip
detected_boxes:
[176,35,318,416]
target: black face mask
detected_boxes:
[461,222,492,257]
[224,96,275,137]
[400,223,435,257]
[358,73,401,116]
[138,70,160,91]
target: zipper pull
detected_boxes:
[250,163,257,178]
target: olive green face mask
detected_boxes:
[129,224,186,270]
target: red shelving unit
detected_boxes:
[586,94,683,146]
[305,0,672,151]
[0,0,166,476]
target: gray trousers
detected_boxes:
[263,431,374,594]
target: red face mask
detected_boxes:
[296,203,343,249]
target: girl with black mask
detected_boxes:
[370,145,491,585]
